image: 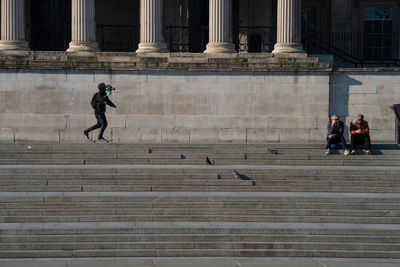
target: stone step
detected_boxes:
[2,178,398,187]
[0,142,395,150]
[1,160,399,167]
[1,166,399,175]
[1,173,400,182]
[0,154,400,166]
[2,153,400,160]
[0,177,398,186]
[0,142,398,259]
[2,208,399,218]
[0,179,254,186]
[0,248,399,258]
[1,186,399,193]
[1,241,400,252]
[5,202,400,211]
[3,233,400,244]
[2,214,400,224]
[2,191,399,201]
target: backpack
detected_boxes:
[90,93,98,109]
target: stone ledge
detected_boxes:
[335,67,400,73]
[0,51,331,73]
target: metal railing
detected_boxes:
[234,26,277,53]
[302,31,400,67]
[30,23,71,51]
[97,25,140,52]
[165,25,208,53]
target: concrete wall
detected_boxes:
[330,71,400,143]
[0,70,329,143]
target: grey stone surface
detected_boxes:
[0,258,400,267]
[0,143,400,259]
[0,52,340,142]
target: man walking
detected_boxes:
[84,83,116,141]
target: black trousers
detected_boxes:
[326,135,347,149]
[85,112,108,138]
[351,134,371,150]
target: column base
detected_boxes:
[204,42,236,53]
[67,41,99,52]
[272,42,305,55]
[0,40,29,51]
[136,42,168,53]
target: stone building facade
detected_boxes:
[0,0,399,143]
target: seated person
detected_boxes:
[350,114,372,155]
[326,115,349,155]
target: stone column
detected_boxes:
[0,0,29,51]
[67,0,99,52]
[272,0,305,54]
[204,0,235,53]
[136,0,167,53]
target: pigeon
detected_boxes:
[267,148,278,154]
[233,170,252,181]
[206,156,214,165]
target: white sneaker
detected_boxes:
[366,150,372,155]
[325,149,331,155]
[350,149,356,155]
[344,149,350,156]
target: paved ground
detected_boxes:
[0,258,400,267]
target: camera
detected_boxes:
[105,84,116,92]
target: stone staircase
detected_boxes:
[0,142,399,258]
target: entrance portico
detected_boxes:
[0,0,303,55]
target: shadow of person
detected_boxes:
[329,74,362,143]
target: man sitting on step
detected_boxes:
[349,114,372,155]
[326,115,349,155]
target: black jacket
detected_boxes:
[327,120,344,137]
[91,91,115,114]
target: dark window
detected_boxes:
[301,7,317,35]
[363,6,393,60]
[30,0,71,51]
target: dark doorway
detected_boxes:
[248,34,262,52]
[188,0,208,52]
[30,0,71,51]
[96,0,140,52]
